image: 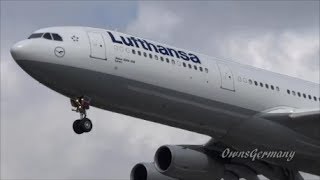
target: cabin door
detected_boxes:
[217,63,235,91]
[88,32,106,60]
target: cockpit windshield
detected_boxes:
[52,33,63,41]
[43,33,52,40]
[28,32,63,41]
[28,33,43,39]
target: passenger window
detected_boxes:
[254,81,258,86]
[297,92,301,97]
[276,87,280,91]
[155,55,158,60]
[313,96,317,101]
[303,94,306,98]
[171,60,175,65]
[243,78,247,83]
[166,58,170,63]
[199,67,203,72]
[271,85,274,90]
[52,33,63,41]
[188,64,192,69]
[149,54,152,59]
[143,52,147,57]
[287,89,290,94]
[292,91,296,96]
[160,57,164,61]
[183,62,186,67]
[249,79,253,85]
[43,33,52,40]
[138,51,141,56]
[194,65,197,70]
[260,82,263,87]
[205,68,208,73]
[265,84,269,89]
[28,33,44,39]
[308,95,312,99]
[132,49,136,54]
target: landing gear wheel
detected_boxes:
[73,120,83,134]
[72,118,92,134]
[80,118,92,133]
[71,96,92,134]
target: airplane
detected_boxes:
[10,26,320,180]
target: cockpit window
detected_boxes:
[28,33,44,39]
[28,32,63,41]
[52,33,63,41]
[43,33,52,40]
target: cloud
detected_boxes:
[219,30,319,83]
[126,2,182,42]
[126,1,319,83]
[1,1,319,179]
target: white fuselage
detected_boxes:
[10,26,320,174]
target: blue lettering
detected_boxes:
[107,31,201,64]
[178,51,189,61]
[108,31,122,44]
[143,40,159,53]
[137,39,149,50]
[189,53,200,63]
[130,37,140,48]
[167,48,180,59]
[158,45,169,55]
[121,36,133,46]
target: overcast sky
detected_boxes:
[1,1,319,179]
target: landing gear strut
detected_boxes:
[71,96,92,134]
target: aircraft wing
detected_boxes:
[202,108,320,179]
[256,107,320,140]
[258,107,319,121]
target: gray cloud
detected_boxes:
[126,1,319,83]
[1,1,319,179]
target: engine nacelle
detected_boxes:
[130,162,177,180]
[154,145,224,180]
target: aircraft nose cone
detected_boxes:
[10,41,26,61]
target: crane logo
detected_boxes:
[54,47,65,58]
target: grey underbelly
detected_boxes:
[16,60,320,175]
[17,60,256,138]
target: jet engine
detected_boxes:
[130,162,177,180]
[131,144,305,180]
[154,145,224,180]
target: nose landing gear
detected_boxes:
[71,96,92,134]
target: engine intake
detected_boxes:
[130,162,177,180]
[156,146,172,171]
[154,145,224,180]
